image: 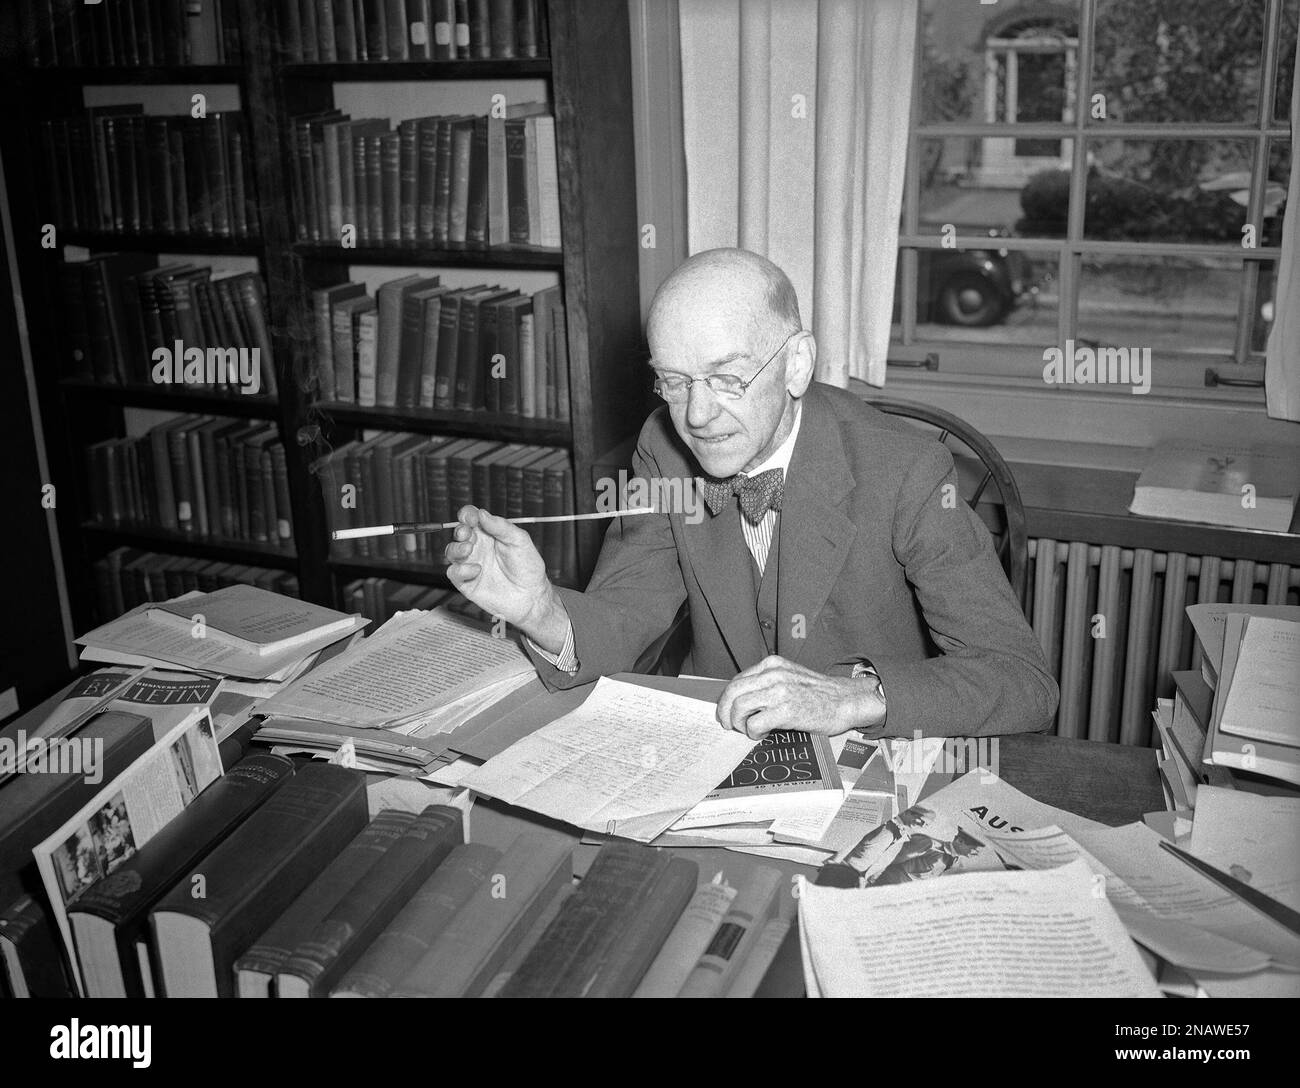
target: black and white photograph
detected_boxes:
[0,0,1296,1054]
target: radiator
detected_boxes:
[1025,538,1300,746]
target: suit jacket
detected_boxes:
[527,381,1058,737]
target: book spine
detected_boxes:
[417,297,442,409]
[398,119,419,243]
[234,808,415,988]
[331,842,498,998]
[416,118,438,242]
[355,309,379,407]
[464,117,489,245]
[677,866,783,998]
[488,0,514,57]
[312,289,339,401]
[279,806,462,997]
[384,0,408,59]
[380,132,401,244]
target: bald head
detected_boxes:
[647,248,801,348]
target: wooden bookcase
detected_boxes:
[0,0,645,638]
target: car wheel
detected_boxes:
[936,273,1006,326]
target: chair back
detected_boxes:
[856,388,1029,609]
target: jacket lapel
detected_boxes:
[776,389,857,663]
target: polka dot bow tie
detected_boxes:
[699,468,785,524]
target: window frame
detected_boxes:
[892,0,1294,400]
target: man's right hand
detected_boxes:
[442,505,571,653]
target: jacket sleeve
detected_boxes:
[869,442,1059,737]
[524,438,689,690]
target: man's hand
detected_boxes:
[443,506,570,652]
[716,656,886,740]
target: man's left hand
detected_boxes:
[715,656,886,740]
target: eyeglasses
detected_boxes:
[652,329,800,403]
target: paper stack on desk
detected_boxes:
[1187,603,1300,787]
[254,607,536,774]
[77,587,368,683]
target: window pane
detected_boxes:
[1092,0,1267,123]
[1076,255,1241,356]
[1083,139,1254,243]
[1251,259,1278,352]
[918,0,1081,125]
[917,138,1074,238]
[1277,0,1299,122]
[1266,138,1291,245]
[895,248,1058,346]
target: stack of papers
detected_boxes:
[77,589,368,683]
[1188,603,1300,786]
[254,607,536,774]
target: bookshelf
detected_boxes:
[1,0,644,638]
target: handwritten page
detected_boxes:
[798,860,1160,998]
[257,609,533,728]
[1217,617,1300,747]
[462,677,756,842]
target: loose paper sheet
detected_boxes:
[1075,822,1300,973]
[798,859,1161,998]
[1217,617,1300,747]
[462,676,756,842]
[1189,786,1300,912]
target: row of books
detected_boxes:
[39,108,260,240]
[291,106,560,248]
[23,0,241,67]
[314,433,576,583]
[10,730,788,998]
[85,416,295,550]
[60,255,276,394]
[341,578,453,622]
[92,548,301,626]
[312,277,568,417]
[276,0,548,63]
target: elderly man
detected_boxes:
[444,248,1057,740]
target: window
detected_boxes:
[893,0,1298,394]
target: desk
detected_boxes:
[5,679,1165,998]
[462,692,1163,997]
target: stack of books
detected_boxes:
[39,109,261,239]
[59,258,275,394]
[85,415,293,550]
[277,0,548,62]
[314,434,576,584]
[311,277,568,418]
[290,107,560,249]
[93,548,300,626]
[24,0,241,67]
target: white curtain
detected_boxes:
[679,0,918,387]
[1265,33,1300,423]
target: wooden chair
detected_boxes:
[856,389,1029,609]
[633,387,1031,675]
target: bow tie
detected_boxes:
[699,468,785,524]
